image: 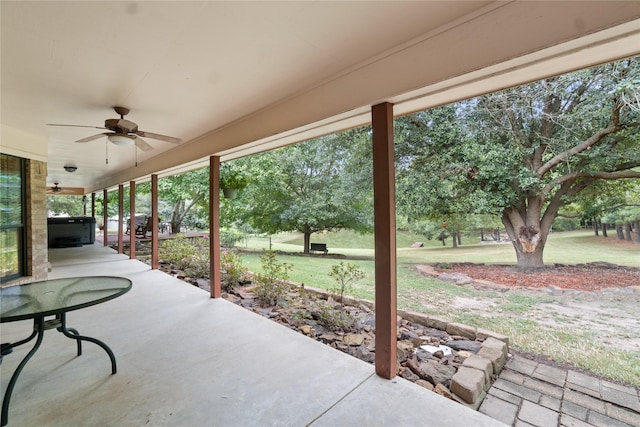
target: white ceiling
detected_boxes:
[2,1,640,193]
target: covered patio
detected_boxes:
[1,245,502,426]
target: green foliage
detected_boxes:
[396,57,640,267]
[47,195,85,216]
[328,262,365,305]
[252,250,292,306]
[159,235,209,277]
[220,227,245,248]
[220,249,248,292]
[314,303,355,332]
[158,167,210,233]
[219,162,250,189]
[225,130,374,252]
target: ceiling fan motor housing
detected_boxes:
[105,118,138,133]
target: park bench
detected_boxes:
[310,242,328,255]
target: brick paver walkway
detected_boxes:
[479,355,640,427]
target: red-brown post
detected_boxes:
[151,174,159,269]
[103,189,109,247]
[129,180,136,260]
[117,184,124,254]
[209,156,221,298]
[372,102,397,379]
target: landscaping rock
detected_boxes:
[446,322,477,340]
[462,354,493,385]
[451,366,486,404]
[419,360,457,386]
[445,339,482,353]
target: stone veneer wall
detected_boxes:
[5,159,48,286]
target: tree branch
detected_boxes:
[537,124,619,177]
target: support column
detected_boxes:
[103,189,109,247]
[117,184,124,254]
[91,192,96,218]
[209,156,221,298]
[372,102,397,379]
[129,181,136,260]
[151,174,159,270]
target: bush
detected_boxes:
[220,227,245,248]
[160,235,210,277]
[221,250,248,292]
[252,250,292,306]
[328,262,365,305]
[314,302,355,332]
[159,235,199,270]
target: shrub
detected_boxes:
[252,250,292,306]
[220,227,245,248]
[328,262,365,306]
[159,235,199,270]
[220,250,248,292]
[314,302,355,332]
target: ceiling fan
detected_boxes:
[48,182,75,194]
[47,106,182,152]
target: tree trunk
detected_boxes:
[171,221,181,234]
[616,224,624,240]
[634,221,640,244]
[593,218,599,236]
[502,205,548,271]
[303,230,311,254]
[480,228,485,241]
[457,232,461,246]
[624,222,632,241]
[513,247,545,271]
[452,234,458,248]
[602,222,608,237]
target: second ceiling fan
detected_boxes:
[48,106,182,152]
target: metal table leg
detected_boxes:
[57,312,117,374]
[1,317,45,426]
[1,314,117,426]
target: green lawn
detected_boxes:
[232,230,640,385]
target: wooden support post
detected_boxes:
[372,102,397,379]
[117,184,124,254]
[209,156,221,298]
[151,174,159,269]
[103,189,109,247]
[91,192,96,218]
[129,181,136,260]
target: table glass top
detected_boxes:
[1,276,132,321]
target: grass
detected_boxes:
[230,230,640,385]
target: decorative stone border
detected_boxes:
[302,286,510,410]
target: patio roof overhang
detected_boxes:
[1,1,639,192]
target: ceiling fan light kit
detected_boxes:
[47,106,182,150]
[108,134,135,146]
[63,165,77,172]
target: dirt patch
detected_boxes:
[422,262,640,360]
[432,262,640,292]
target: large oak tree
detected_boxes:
[397,57,640,270]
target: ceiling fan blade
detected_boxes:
[47,124,106,130]
[76,133,107,143]
[135,130,181,144]
[134,137,154,152]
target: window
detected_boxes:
[1,154,26,281]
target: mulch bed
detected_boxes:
[432,262,640,292]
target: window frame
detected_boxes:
[0,154,27,282]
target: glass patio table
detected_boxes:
[0,276,132,426]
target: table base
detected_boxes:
[1,313,117,426]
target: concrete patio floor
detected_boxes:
[1,244,504,426]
